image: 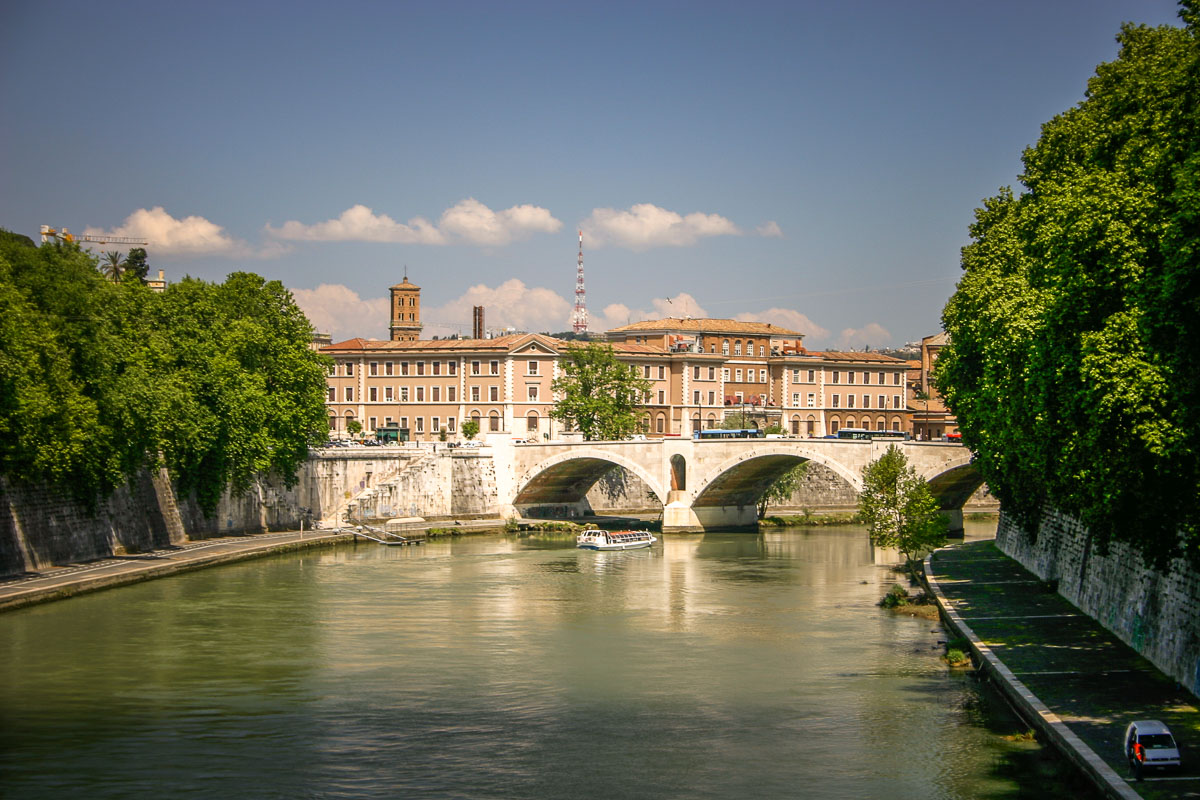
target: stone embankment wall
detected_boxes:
[997,509,1200,698]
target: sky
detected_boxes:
[1,0,1185,348]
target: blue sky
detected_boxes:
[1,0,1183,347]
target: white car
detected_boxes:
[1124,719,1182,772]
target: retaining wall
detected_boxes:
[997,509,1200,698]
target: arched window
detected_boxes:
[671,454,687,491]
[806,414,816,437]
[734,340,742,356]
[706,413,717,428]
[489,411,500,431]
[845,416,856,429]
[891,416,902,432]
[830,417,841,434]
[790,414,800,435]
[527,412,539,431]
[328,415,337,431]
[722,339,730,355]
[876,416,886,430]
[692,414,701,433]
[656,414,665,433]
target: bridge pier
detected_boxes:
[663,502,758,533]
[940,508,965,539]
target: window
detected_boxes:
[385,361,393,376]
[327,387,334,401]
[448,386,456,402]
[369,416,376,429]
[893,372,901,385]
[433,362,441,376]
[369,387,377,402]
[832,394,840,408]
[415,417,424,433]
[432,386,440,402]
[489,361,499,375]
[878,395,886,408]
[385,387,393,402]
[657,390,665,404]
[708,366,715,380]
[528,386,539,401]
[400,416,408,429]
[893,395,902,409]
[472,361,481,375]
[759,369,767,383]
[848,371,855,384]
[401,362,410,376]
[658,365,665,380]
[694,390,701,404]
[735,341,742,356]
[385,417,392,426]
[862,395,870,409]
[792,369,800,382]
[345,387,354,401]
[656,416,665,433]
[847,395,855,408]
[833,371,840,384]
[807,393,815,407]
[401,387,409,402]
[528,360,539,375]
[489,386,499,402]
[722,368,729,381]
[734,391,743,403]
[878,371,885,384]
[527,413,539,430]
[345,361,354,376]
[416,387,425,402]
[471,386,480,402]
[792,393,800,406]
[759,345,765,357]
[369,362,378,376]
[417,362,425,376]
[432,417,441,432]
[862,371,870,385]
[448,361,457,375]
[448,418,456,432]
[328,364,336,377]
[693,366,701,380]
[722,339,730,355]
[735,369,743,381]
[807,369,815,383]
[707,391,715,405]
[489,413,500,431]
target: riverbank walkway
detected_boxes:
[927,539,1200,800]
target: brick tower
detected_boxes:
[389,270,423,341]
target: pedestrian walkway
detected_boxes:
[0,529,356,613]
[927,539,1200,800]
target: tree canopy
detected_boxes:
[858,445,947,578]
[549,342,651,441]
[937,7,1200,567]
[0,234,329,513]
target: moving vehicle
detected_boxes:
[836,428,908,441]
[1124,720,1182,773]
[576,529,657,551]
[694,428,764,440]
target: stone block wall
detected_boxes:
[997,509,1200,698]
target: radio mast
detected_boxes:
[571,229,589,334]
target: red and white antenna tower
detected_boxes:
[571,229,589,333]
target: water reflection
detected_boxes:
[0,519,1092,799]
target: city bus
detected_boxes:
[694,428,765,440]
[835,428,908,441]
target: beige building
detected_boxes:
[909,332,958,440]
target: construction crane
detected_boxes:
[40,225,148,247]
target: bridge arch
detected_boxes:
[688,445,863,509]
[918,452,985,510]
[512,449,669,513]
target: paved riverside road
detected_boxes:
[928,540,1200,800]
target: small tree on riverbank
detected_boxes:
[550,342,650,441]
[461,419,480,441]
[758,462,808,519]
[858,445,947,580]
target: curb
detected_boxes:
[924,547,1142,800]
[0,533,357,614]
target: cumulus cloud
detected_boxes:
[290,284,391,342]
[423,279,573,337]
[756,221,783,238]
[581,203,741,250]
[589,293,709,331]
[84,207,283,258]
[832,323,892,351]
[266,199,561,247]
[734,308,828,341]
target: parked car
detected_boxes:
[1124,720,1182,774]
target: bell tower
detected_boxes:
[389,269,423,341]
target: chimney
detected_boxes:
[472,306,485,339]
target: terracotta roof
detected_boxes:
[605,317,803,337]
[809,351,909,364]
[922,331,949,346]
[322,332,568,354]
[389,278,420,290]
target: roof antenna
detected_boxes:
[403,265,408,282]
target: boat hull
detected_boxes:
[578,540,654,551]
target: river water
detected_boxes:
[0,520,1090,799]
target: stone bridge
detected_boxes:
[492,438,981,534]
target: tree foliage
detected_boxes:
[858,445,947,578]
[757,461,809,519]
[549,342,652,441]
[0,234,329,513]
[461,418,480,440]
[937,9,1200,567]
[123,247,150,283]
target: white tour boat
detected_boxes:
[576,528,657,551]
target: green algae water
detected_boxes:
[0,521,1091,799]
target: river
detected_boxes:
[0,519,1091,798]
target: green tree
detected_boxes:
[346,420,362,437]
[858,445,947,580]
[123,247,149,283]
[758,461,809,519]
[938,8,1200,567]
[550,342,651,440]
[461,419,480,440]
[100,251,125,282]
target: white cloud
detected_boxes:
[423,279,573,337]
[291,284,390,342]
[734,308,828,341]
[589,293,709,331]
[581,203,741,250]
[266,199,561,247]
[832,323,892,351]
[756,221,783,238]
[84,207,282,258]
